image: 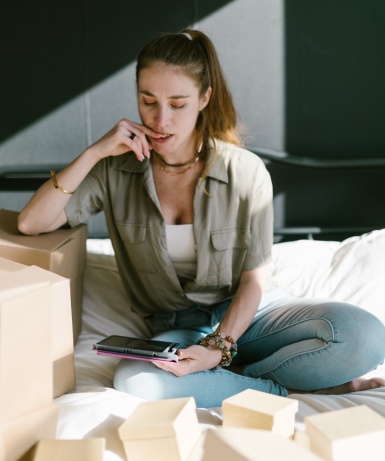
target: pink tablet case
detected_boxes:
[95,350,178,363]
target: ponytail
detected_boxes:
[136,29,244,184]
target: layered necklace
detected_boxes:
[154,151,200,176]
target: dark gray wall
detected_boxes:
[1,0,384,239]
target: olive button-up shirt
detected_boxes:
[65,139,274,317]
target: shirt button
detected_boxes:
[194,244,198,251]
[194,278,197,283]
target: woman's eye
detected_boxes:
[171,105,186,109]
[144,101,156,106]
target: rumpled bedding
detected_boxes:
[54,230,385,460]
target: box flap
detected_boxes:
[0,209,87,276]
[119,397,195,441]
[0,270,50,303]
[33,439,105,461]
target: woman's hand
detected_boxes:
[152,345,222,377]
[89,119,162,162]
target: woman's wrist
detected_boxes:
[83,145,106,164]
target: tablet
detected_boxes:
[93,335,180,362]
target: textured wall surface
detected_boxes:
[1,0,384,238]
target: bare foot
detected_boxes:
[288,377,385,396]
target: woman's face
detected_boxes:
[138,63,211,158]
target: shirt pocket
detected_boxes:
[115,222,156,274]
[206,229,250,286]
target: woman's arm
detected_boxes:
[153,265,267,376]
[18,119,160,235]
[214,265,267,349]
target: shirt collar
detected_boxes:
[118,138,229,184]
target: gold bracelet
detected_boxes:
[50,170,75,195]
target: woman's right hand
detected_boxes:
[89,119,162,162]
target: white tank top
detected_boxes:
[165,224,197,282]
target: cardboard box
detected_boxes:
[0,271,52,423]
[30,438,105,461]
[305,405,385,461]
[0,405,58,461]
[222,389,299,438]
[202,427,324,461]
[0,209,87,342]
[118,397,201,461]
[0,257,75,397]
[0,433,4,461]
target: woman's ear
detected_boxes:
[199,87,212,111]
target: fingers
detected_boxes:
[117,127,148,161]
[117,119,161,158]
[151,360,189,377]
[125,120,162,139]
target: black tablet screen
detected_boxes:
[97,336,172,352]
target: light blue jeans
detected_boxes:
[114,288,385,407]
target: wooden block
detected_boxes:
[30,439,105,461]
[305,405,385,461]
[202,427,324,461]
[118,397,201,461]
[222,389,299,438]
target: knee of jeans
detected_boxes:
[330,304,385,365]
[113,358,177,401]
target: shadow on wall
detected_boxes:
[0,0,234,144]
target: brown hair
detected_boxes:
[136,29,244,183]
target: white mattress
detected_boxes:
[54,232,385,460]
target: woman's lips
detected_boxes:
[152,134,174,144]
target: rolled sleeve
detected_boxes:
[64,158,107,228]
[242,166,274,271]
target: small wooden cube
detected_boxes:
[305,405,385,461]
[222,389,299,438]
[202,427,324,461]
[118,397,200,461]
[31,439,105,461]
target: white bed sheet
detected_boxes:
[54,232,385,460]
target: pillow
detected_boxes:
[271,230,385,325]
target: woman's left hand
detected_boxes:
[152,345,222,377]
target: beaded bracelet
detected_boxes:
[197,332,238,371]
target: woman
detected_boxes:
[19,30,385,408]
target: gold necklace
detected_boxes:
[155,151,199,167]
[155,152,200,176]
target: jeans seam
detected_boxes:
[254,342,332,378]
[240,317,336,347]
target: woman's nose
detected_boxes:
[153,105,170,127]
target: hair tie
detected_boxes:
[181,32,193,41]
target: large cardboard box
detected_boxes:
[202,427,324,461]
[29,438,105,461]
[222,389,299,439]
[118,397,201,461]
[0,271,52,423]
[0,209,87,342]
[0,405,59,461]
[305,405,385,461]
[0,257,75,398]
